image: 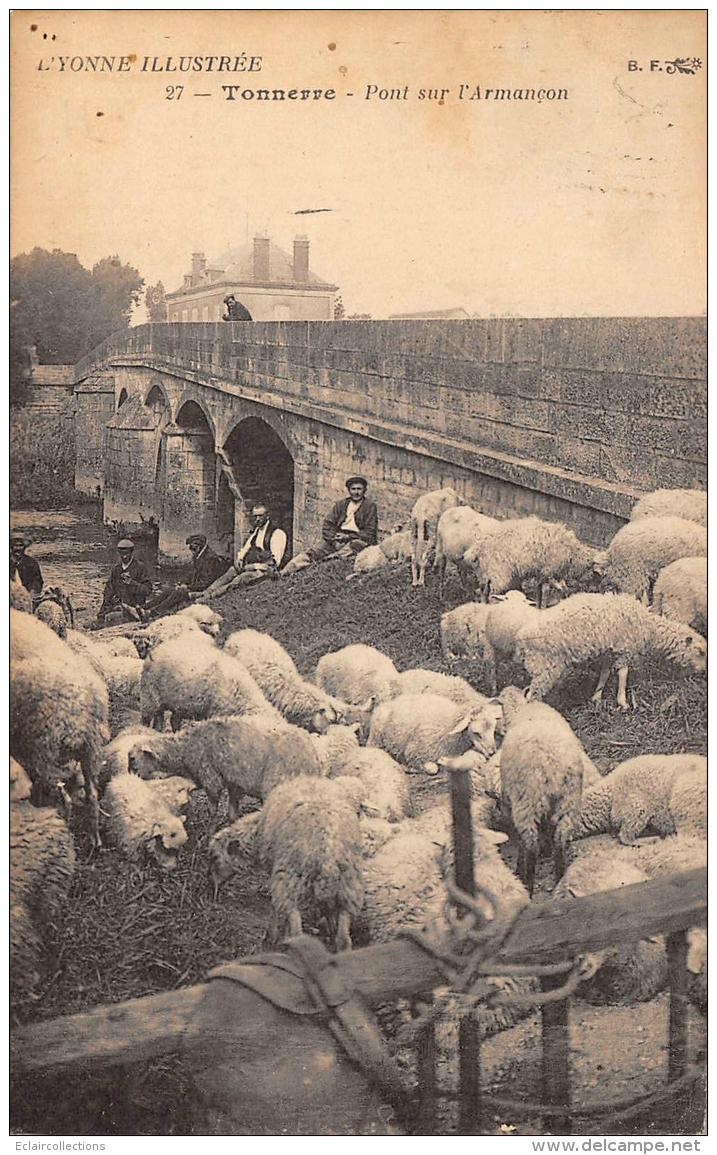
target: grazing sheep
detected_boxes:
[393,667,486,710]
[100,724,159,789]
[652,556,707,635]
[630,488,707,528]
[132,604,222,658]
[481,591,541,693]
[368,692,503,774]
[142,775,197,817]
[570,754,706,845]
[11,757,33,803]
[464,517,597,608]
[127,713,324,820]
[315,644,398,706]
[514,592,707,708]
[225,629,371,734]
[554,856,667,1005]
[347,544,390,579]
[34,587,74,638]
[328,746,412,822]
[10,576,33,613]
[434,506,500,599]
[379,529,412,563]
[209,776,365,951]
[410,487,461,587]
[498,692,597,894]
[101,772,188,870]
[440,601,492,663]
[311,724,362,776]
[10,610,108,847]
[65,629,144,737]
[139,632,275,730]
[11,802,76,1014]
[601,517,707,604]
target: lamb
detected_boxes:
[514,592,707,708]
[126,713,323,819]
[224,629,371,734]
[139,632,276,730]
[553,856,667,1005]
[630,487,707,528]
[328,746,412,822]
[315,644,398,706]
[34,587,74,638]
[11,802,76,1014]
[368,692,503,774]
[393,667,487,710]
[601,517,707,604]
[498,687,599,894]
[464,517,597,608]
[410,487,461,587]
[347,544,391,579]
[101,772,188,871]
[11,757,33,803]
[652,556,707,635]
[466,591,541,693]
[434,506,500,599]
[10,609,109,847]
[10,575,33,613]
[311,723,362,776]
[132,604,222,658]
[379,529,412,563]
[209,775,365,951]
[440,601,492,663]
[570,754,707,845]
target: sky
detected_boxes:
[11,10,706,319]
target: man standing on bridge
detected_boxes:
[282,476,378,576]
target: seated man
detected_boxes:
[282,476,378,576]
[141,534,229,620]
[97,539,153,624]
[10,535,44,597]
[197,504,287,600]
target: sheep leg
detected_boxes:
[516,840,537,897]
[437,556,447,601]
[483,642,498,696]
[539,582,551,610]
[287,909,303,938]
[590,657,613,707]
[335,909,352,953]
[263,909,284,947]
[615,665,631,712]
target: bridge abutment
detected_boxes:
[74,373,116,497]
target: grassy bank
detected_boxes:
[10,406,80,509]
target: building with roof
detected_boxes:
[165,236,337,322]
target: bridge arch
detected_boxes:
[157,399,221,562]
[175,394,217,443]
[145,380,173,422]
[116,387,128,410]
[223,416,296,557]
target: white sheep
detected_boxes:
[630,488,706,527]
[346,544,390,579]
[225,629,371,734]
[479,591,541,693]
[10,610,109,847]
[34,588,74,639]
[601,517,707,604]
[464,516,597,608]
[379,529,412,563]
[440,601,492,663]
[10,576,33,613]
[410,487,461,587]
[65,629,144,737]
[11,802,76,1014]
[125,713,323,820]
[209,775,365,951]
[311,723,362,776]
[554,855,667,1005]
[514,592,707,708]
[368,692,503,774]
[132,604,222,658]
[315,643,398,706]
[497,692,596,894]
[11,757,33,803]
[142,775,197,817]
[101,771,188,871]
[652,556,707,635]
[393,667,486,710]
[139,632,276,730]
[328,746,412,822]
[434,506,500,599]
[570,753,706,845]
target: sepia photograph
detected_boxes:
[9,9,706,1139]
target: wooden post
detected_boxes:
[450,765,483,1135]
[667,930,689,1082]
[541,975,571,1134]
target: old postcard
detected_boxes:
[10,9,706,1141]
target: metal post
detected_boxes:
[541,975,571,1134]
[450,766,483,1134]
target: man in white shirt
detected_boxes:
[195,504,287,600]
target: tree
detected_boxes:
[10,247,144,403]
[333,295,345,320]
[145,281,168,322]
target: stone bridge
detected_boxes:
[73,318,706,562]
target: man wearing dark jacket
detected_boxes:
[142,534,229,619]
[10,536,44,596]
[282,477,378,576]
[97,539,153,623]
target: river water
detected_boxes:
[10,504,159,627]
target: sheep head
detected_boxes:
[10,757,32,803]
[208,813,260,897]
[448,699,504,756]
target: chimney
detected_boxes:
[191,252,207,285]
[253,235,271,281]
[293,235,310,282]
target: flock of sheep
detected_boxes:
[10,484,707,1054]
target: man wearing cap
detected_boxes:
[282,477,378,576]
[97,539,153,624]
[196,503,287,600]
[10,536,44,596]
[141,534,229,619]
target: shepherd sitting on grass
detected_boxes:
[282,476,378,576]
